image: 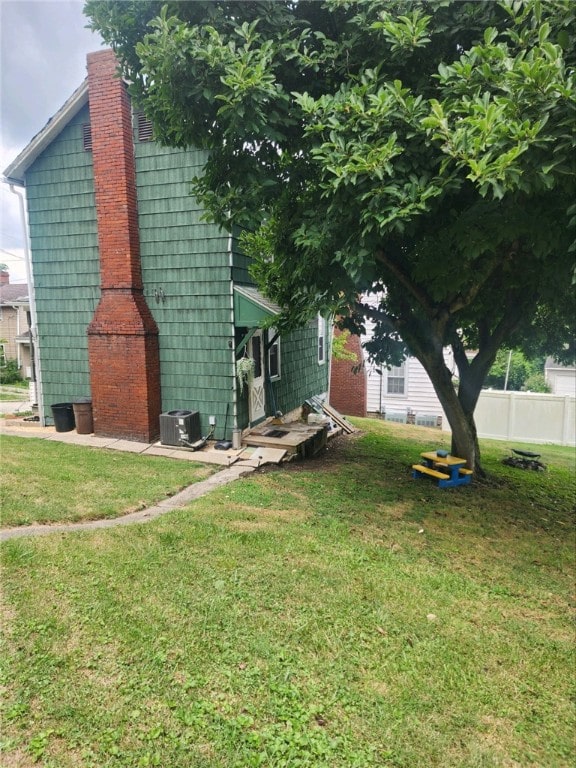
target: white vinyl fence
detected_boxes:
[442,391,575,446]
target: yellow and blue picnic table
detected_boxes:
[412,451,473,488]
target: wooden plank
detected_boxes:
[421,451,466,466]
[320,402,355,433]
[240,447,287,467]
[412,464,450,480]
[458,468,473,476]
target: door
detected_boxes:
[248,330,266,423]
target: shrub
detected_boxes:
[0,359,24,384]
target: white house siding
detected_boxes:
[365,356,453,419]
[361,293,454,421]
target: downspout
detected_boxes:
[227,228,238,434]
[9,183,45,424]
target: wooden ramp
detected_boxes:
[305,397,356,434]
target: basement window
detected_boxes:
[82,123,92,151]
[136,112,154,142]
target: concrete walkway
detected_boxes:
[0,420,257,541]
[0,463,255,541]
[0,399,32,414]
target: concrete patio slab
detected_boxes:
[106,439,151,453]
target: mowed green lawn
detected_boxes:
[1,419,574,767]
[0,436,215,527]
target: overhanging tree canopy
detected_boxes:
[86,0,576,472]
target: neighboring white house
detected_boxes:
[361,293,455,426]
[544,357,576,397]
[359,293,575,445]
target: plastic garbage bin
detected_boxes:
[73,399,94,434]
[51,403,75,432]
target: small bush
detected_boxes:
[522,372,551,393]
[0,359,24,384]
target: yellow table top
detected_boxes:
[421,452,467,466]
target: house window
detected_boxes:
[268,329,281,380]
[387,364,406,395]
[137,112,154,142]
[318,314,326,364]
[82,123,92,151]
[251,333,262,379]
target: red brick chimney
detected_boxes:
[329,328,367,417]
[86,49,161,441]
[0,269,9,285]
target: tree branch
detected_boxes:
[375,250,436,319]
[447,252,502,313]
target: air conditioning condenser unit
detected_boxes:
[160,410,201,446]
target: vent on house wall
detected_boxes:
[137,112,153,142]
[384,410,408,424]
[82,123,93,151]
[415,413,439,428]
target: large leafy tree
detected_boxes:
[86,0,575,473]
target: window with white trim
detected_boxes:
[318,314,326,364]
[387,363,406,395]
[267,328,281,380]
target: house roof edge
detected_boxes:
[3,79,90,185]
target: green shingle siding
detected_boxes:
[25,104,98,418]
[135,150,207,174]
[135,137,234,435]
[141,266,228,283]
[271,320,329,415]
[139,246,229,263]
[231,227,252,284]
[24,101,328,435]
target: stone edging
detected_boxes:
[0,464,255,541]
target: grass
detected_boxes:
[1,418,574,767]
[0,382,29,400]
[0,436,215,527]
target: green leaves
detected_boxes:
[372,8,432,53]
[86,0,576,459]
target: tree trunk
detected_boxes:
[414,349,485,476]
[448,401,483,477]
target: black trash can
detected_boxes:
[51,403,75,433]
[73,399,94,435]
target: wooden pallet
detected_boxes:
[243,421,327,458]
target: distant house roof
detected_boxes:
[545,356,576,373]
[0,283,29,305]
[3,79,89,185]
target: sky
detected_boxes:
[0,0,103,283]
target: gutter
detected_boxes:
[8,182,45,424]
[227,228,238,435]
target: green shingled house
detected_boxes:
[3,50,329,443]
